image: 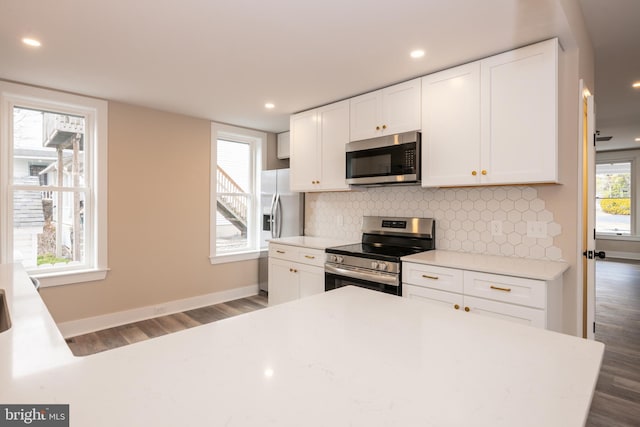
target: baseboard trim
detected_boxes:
[601,251,640,261]
[56,284,260,338]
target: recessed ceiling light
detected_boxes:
[633,81,640,89]
[635,137,640,142]
[410,49,425,59]
[22,37,41,47]
[265,103,275,109]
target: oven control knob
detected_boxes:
[328,255,337,263]
[377,262,388,271]
[336,256,344,264]
[371,261,379,270]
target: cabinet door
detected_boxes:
[318,100,350,191]
[298,264,325,299]
[421,63,481,187]
[464,295,546,329]
[268,258,299,306]
[480,38,558,185]
[404,284,463,310]
[290,109,320,191]
[349,90,381,141]
[381,78,421,136]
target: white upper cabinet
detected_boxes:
[421,38,559,187]
[290,100,350,192]
[421,62,481,187]
[481,39,558,185]
[349,78,421,142]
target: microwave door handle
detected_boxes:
[269,194,277,238]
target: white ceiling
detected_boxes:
[0,0,637,149]
[579,0,640,151]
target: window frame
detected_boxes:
[0,81,108,286]
[595,151,638,240]
[209,122,264,264]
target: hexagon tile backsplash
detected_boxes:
[305,185,564,261]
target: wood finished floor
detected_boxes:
[67,263,640,425]
[586,259,640,427]
[65,292,268,356]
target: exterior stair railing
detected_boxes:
[216,166,248,235]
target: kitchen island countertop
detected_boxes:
[1,263,602,426]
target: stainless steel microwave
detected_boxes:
[345,131,421,185]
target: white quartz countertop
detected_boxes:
[402,250,570,281]
[268,235,353,250]
[1,264,602,426]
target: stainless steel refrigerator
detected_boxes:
[258,169,304,291]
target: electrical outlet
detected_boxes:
[527,221,547,238]
[490,220,503,236]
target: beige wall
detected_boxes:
[41,102,263,323]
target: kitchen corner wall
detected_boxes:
[305,186,564,261]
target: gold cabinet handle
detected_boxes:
[382,124,387,130]
[471,170,477,176]
[490,285,512,292]
[421,274,439,280]
[454,304,460,310]
[276,250,285,254]
[481,170,487,175]
[375,126,380,131]
[304,255,315,259]
[464,306,470,312]
[289,268,298,273]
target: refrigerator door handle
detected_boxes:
[274,194,282,238]
[269,194,277,238]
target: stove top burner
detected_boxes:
[325,243,427,262]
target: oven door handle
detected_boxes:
[325,264,399,287]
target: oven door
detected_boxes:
[325,264,401,296]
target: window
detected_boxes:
[596,161,632,235]
[0,82,108,286]
[210,123,264,263]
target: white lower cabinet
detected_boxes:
[268,243,325,306]
[403,262,561,331]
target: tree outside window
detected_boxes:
[595,161,631,235]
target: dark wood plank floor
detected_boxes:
[586,259,640,427]
[66,292,268,356]
[67,265,640,425]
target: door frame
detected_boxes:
[577,79,596,339]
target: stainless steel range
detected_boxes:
[325,216,435,296]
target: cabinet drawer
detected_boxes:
[404,284,463,310]
[269,244,297,262]
[463,271,546,309]
[403,263,463,293]
[464,295,546,328]
[296,247,325,267]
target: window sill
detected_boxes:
[209,250,263,265]
[31,268,110,288]
[596,234,640,242]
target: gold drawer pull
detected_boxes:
[471,170,477,176]
[289,268,298,273]
[421,274,439,280]
[304,255,315,259]
[464,306,470,312]
[481,170,487,175]
[454,304,460,310]
[276,250,286,254]
[490,285,512,292]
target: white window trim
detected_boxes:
[210,122,265,264]
[0,81,108,287]
[594,150,636,240]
